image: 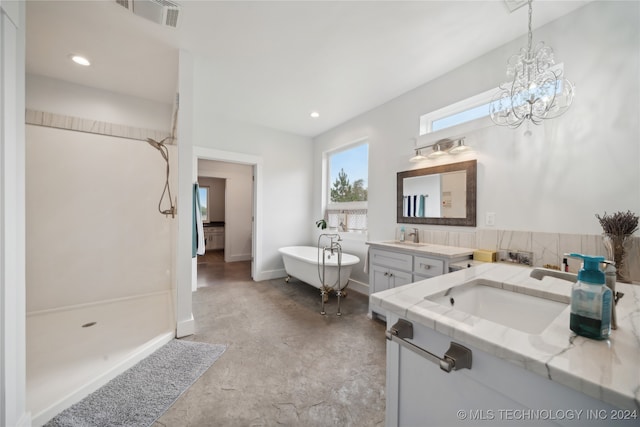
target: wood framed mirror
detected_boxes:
[397,159,476,227]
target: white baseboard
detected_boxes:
[346,279,368,296]
[176,314,195,338]
[16,412,32,427]
[224,253,251,262]
[254,268,287,282]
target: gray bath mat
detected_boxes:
[45,339,227,427]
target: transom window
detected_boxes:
[419,88,495,136]
[420,63,567,135]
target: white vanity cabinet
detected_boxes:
[204,226,224,250]
[385,313,633,427]
[372,264,640,426]
[370,265,413,293]
[367,242,473,319]
[368,249,413,296]
[413,255,444,280]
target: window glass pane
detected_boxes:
[329,144,368,203]
[423,63,566,135]
[326,209,367,231]
[432,102,491,132]
[198,186,208,222]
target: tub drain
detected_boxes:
[81,321,97,328]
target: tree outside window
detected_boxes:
[330,168,368,202]
[326,142,368,231]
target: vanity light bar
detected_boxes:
[410,137,471,162]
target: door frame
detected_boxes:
[192,146,262,283]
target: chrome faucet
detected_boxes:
[530,266,624,330]
[408,228,419,243]
[319,233,342,255]
[529,268,577,283]
[329,233,342,255]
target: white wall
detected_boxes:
[190,57,314,278]
[314,1,639,243]
[198,160,253,261]
[175,48,195,337]
[1,0,29,425]
[25,125,175,311]
[26,74,173,131]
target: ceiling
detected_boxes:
[25,0,590,137]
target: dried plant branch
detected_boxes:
[595,210,639,236]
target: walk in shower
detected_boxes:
[25,118,176,426]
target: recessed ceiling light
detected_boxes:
[70,55,91,66]
[310,111,320,118]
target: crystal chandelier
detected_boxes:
[490,0,574,128]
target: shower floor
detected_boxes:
[26,291,175,426]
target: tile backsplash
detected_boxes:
[396,227,640,282]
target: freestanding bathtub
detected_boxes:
[278,246,360,291]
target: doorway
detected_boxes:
[193,147,262,289]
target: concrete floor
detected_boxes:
[154,250,387,427]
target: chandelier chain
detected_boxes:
[527,0,533,55]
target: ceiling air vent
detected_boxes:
[115,0,181,29]
[116,0,131,10]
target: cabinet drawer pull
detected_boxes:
[420,263,431,270]
[386,319,472,373]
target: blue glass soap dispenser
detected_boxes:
[568,253,612,340]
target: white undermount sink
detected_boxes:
[425,280,569,334]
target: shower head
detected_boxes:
[146,136,175,218]
[146,138,161,150]
[146,137,170,150]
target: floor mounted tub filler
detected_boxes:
[279,236,360,315]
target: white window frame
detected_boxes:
[323,139,369,236]
[419,87,496,140]
[419,63,567,139]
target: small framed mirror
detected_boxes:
[397,159,476,227]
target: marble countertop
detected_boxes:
[449,259,486,270]
[366,240,474,259]
[203,221,225,228]
[370,263,640,410]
